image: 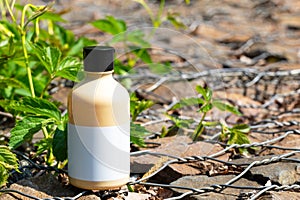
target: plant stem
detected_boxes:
[42,127,49,138]
[21,4,36,98]
[127,184,135,192]
[58,159,68,169]
[48,20,54,35]
[34,18,40,42]
[157,0,165,27]
[4,0,16,23]
[40,76,53,98]
[193,112,207,141]
[46,146,55,166]
[134,0,154,26]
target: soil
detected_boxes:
[1,0,300,199]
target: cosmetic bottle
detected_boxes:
[68,46,130,190]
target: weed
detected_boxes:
[0,145,18,186]
[169,85,250,147]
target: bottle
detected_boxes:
[68,46,130,190]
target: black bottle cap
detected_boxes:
[83,46,115,72]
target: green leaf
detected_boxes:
[130,122,150,147]
[202,121,220,127]
[126,30,149,47]
[44,46,61,73]
[199,103,213,113]
[167,12,186,29]
[195,85,206,97]
[130,93,154,121]
[34,137,52,155]
[0,146,18,169]
[91,16,126,35]
[52,128,67,162]
[212,100,242,116]
[231,124,250,134]
[110,30,150,48]
[227,131,250,145]
[195,85,212,101]
[166,115,193,128]
[30,44,62,74]
[9,116,53,149]
[0,99,11,110]
[13,97,61,121]
[132,48,152,64]
[67,37,97,57]
[172,97,204,109]
[114,59,134,75]
[148,63,172,75]
[24,5,50,28]
[0,21,20,39]
[0,145,18,186]
[55,56,82,81]
[0,76,26,89]
[206,88,213,101]
[39,12,66,22]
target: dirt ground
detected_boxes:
[1,0,300,199]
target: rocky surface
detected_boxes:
[171,175,260,200]
[1,0,300,199]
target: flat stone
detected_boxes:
[0,173,98,200]
[124,192,151,200]
[275,13,300,28]
[268,191,300,199]
[131,136,192,174]
[170,175,260,200]
[232,156,300,185]
[131,136,229,183]
[0,183,51,199]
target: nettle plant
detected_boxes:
[0,2,87,168]
[0,1,110,185]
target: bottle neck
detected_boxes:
[84,70,114,79]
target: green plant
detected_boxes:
[0,145,18,187]
[130,122,150,147]
[129,93,153,147]
[0,1,154,176]
[130,93,154,121]
[90,1,186,76]
[0,2,83,168]
[161,115,193,137]
[91,15,152,72]
[220,122,251,154]
[133,0,186,29]
[170,85,250,145]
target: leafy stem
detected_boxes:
[47,20,54,35]
[169,85,249,145]
[21,35,35,97]
[41,127,49,139]
[40,75,53,98]
[4,0,16,23]
[34,18,40,42]
[21,4,36,97]
[192,111,207,141]
[133,0,155,26]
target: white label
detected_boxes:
[68,123,130,181]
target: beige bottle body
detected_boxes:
[68,71,130,190]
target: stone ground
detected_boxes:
[1,0,300,199]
